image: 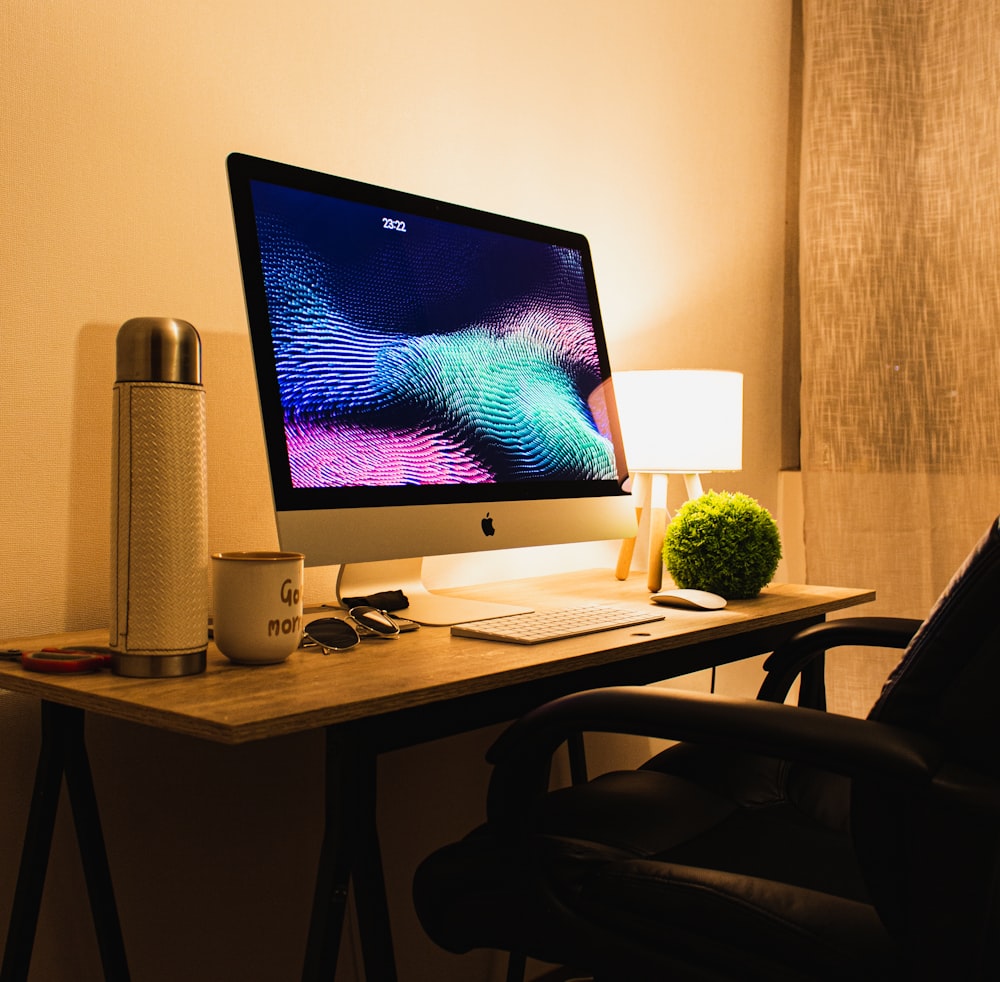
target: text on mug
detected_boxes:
[269,614,301,637]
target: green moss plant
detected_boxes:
[663,490,782,599]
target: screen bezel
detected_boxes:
[227,152,630,516]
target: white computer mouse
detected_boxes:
[651,588,727,611]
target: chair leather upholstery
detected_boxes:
[414,517,1000,980]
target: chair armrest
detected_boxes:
[758,617,922,705]
[486,685,942,832]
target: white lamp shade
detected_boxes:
[613,370,743,474]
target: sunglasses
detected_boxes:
[301,606,406,654]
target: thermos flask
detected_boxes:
[109,317,208,677]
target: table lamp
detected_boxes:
[613,370,743,591]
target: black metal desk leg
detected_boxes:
[348,740,396,981]
[302,726,397,982]
[1,702,66,981]
[799,652,828,711]
[1,702,129,982]
[61,708,129,980]
[505,951,527,982]
[567,733,588,785]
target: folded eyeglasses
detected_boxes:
[301,606,407,654]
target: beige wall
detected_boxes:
[0,1,793,978]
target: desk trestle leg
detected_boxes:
[0,702,129,982]
[302,725,397,982]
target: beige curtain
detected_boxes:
[799,1,1000,712]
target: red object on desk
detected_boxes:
[20,648,112,674]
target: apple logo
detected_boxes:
[481,512,495,536]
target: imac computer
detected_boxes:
[227,153,636,624]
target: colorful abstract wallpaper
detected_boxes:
[251,181,617,490]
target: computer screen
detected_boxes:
[227,153,635,623]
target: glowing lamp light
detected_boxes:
[613,370,744,590]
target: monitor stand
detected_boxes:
[335,557,532,626]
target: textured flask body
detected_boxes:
[110,318,208,677]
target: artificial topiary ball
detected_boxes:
[663,490,782,600]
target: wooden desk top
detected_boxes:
[0,571,873,745]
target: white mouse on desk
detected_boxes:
[651,589,727,611]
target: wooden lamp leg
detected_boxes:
[616,472,650,581]
[645,473,669,592]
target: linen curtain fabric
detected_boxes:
[799,0,1000,715]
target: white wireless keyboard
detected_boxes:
[450,605,664,645]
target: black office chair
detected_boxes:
[414,517,1000,981]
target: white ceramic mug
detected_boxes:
[211,551,305,664]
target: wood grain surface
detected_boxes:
[0,571,873,744]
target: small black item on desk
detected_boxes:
[650,589,727,611]
[338,589,409,612]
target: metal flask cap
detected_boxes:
[116,317,202,384]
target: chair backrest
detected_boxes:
[868,515,1000,774]
[854,516,1000,978]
